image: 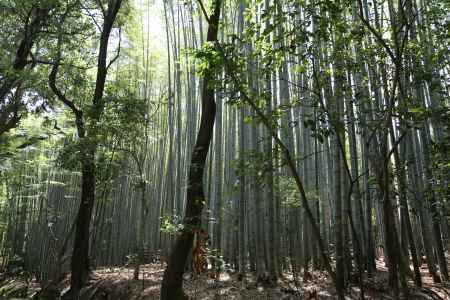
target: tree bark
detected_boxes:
[160,2,222,299]
[49,2,123,298]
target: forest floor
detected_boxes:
[1,258,450,299]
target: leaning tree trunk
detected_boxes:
[160,2,221,299]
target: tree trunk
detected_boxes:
[49,2,123,298]
[68,155,96,294]
[160,2,222,299]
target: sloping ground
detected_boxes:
[1,260,450,299]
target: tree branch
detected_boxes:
[81,1,102,31]
[196,0,211,24]
[356,0,396,63]
[106,27,121,70]
[48,14,85,136]
[26,58,90,70]
[48,45,81,116]
[95,0,106,17]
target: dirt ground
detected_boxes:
[1,258,450,299]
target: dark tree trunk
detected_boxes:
[49,2,123,299]
[69,155,96,293]
[160,2,222,299]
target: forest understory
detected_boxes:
[2,256,450,300]
[0,0,449,300]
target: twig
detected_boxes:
[80,1,102,31]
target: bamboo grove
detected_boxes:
[0,0,448,299]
